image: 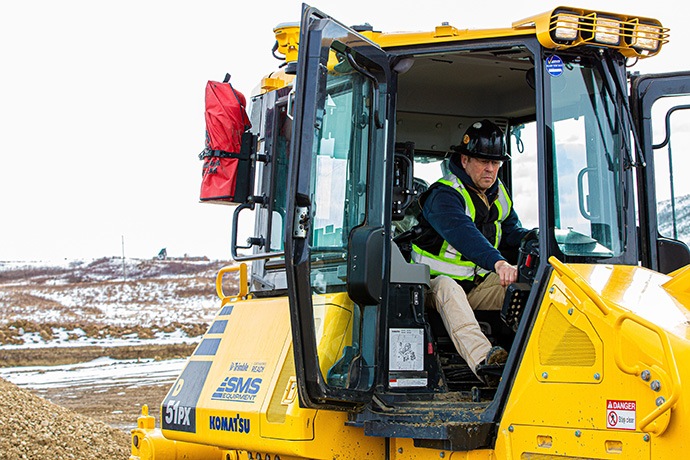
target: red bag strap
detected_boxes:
[223,73,250,130]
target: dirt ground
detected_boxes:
[0,258,226,459]
[0,343,197,368]
[0,374,133,460]
[0,345,194,460]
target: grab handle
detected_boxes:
[549,256,610,316]
[614,312,680,434]
[216,263,249,304]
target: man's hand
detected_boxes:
[494,260,517,287]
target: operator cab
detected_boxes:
[389,45,540,392]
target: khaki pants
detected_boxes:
[426,274,506,373]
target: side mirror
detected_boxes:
[347,226,385,305]
[658,238,690,274]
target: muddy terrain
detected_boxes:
[0,257,236,459]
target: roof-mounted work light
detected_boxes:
[631,23,663,52]
[518,7,669,58]
[594,17,621,45]
[553,13,579,42]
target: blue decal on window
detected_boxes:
[545,55,564,77]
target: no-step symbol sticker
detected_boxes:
[606,400,636,430]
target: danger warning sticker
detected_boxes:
[606,400,636,430]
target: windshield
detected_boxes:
[549,56,624,258]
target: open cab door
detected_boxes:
[632,72,690,273]
[285,5,393,409]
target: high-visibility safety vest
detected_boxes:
[411,173,512,281]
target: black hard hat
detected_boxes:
[453,120,510,161]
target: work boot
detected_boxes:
[485,346,508,365]
[475,346,508,387]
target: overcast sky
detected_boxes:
[1,0,686,262]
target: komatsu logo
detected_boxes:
[211,376,262,403]
[209,414,251,433]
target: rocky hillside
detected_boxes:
[0,257,236,349]
[658,194,690,246]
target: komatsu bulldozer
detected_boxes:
[131,5,690,459]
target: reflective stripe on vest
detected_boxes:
[412,174,511,281]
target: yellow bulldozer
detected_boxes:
[131,5,690,459]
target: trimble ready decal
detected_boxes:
[210,414,251,433]
[161,361,212,433]
[229,361,266,373]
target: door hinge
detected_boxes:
[293,206,310,238]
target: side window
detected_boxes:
[510,122,539,229]
[270,104,291,252]
[308,48,373,387]
[413,157,446,187]
[550,61,624,258]
[309,58,371,293]
[651,95,690,246]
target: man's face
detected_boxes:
[461,155,502,193]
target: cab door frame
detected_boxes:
[285,4,394,410]
[632,71,690,273]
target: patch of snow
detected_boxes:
[0,328,202,350]
[0,356,187,390]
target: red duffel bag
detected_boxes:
[199,74,253,204]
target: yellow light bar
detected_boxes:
[525,7,670,58]
[594,18,621,45]
[632,23,663,51]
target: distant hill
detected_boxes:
[0,257,237,348]
[657,194,690,246]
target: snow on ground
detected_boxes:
[0,357,186,391]
[2,328,200,350]
[0,257,237,349]
[32,278,220,325]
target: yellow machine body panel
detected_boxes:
[132,292,504,460]
[147,294,385,459]
[132,257,690,460]
[137,260,690,458]
[495,262,690,458]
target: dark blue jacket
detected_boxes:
[419,157,529,272]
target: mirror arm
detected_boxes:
[231,198,286,262]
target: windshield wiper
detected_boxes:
[582,75,615,172]
[594,53,641,252]
[595,53,646,169]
